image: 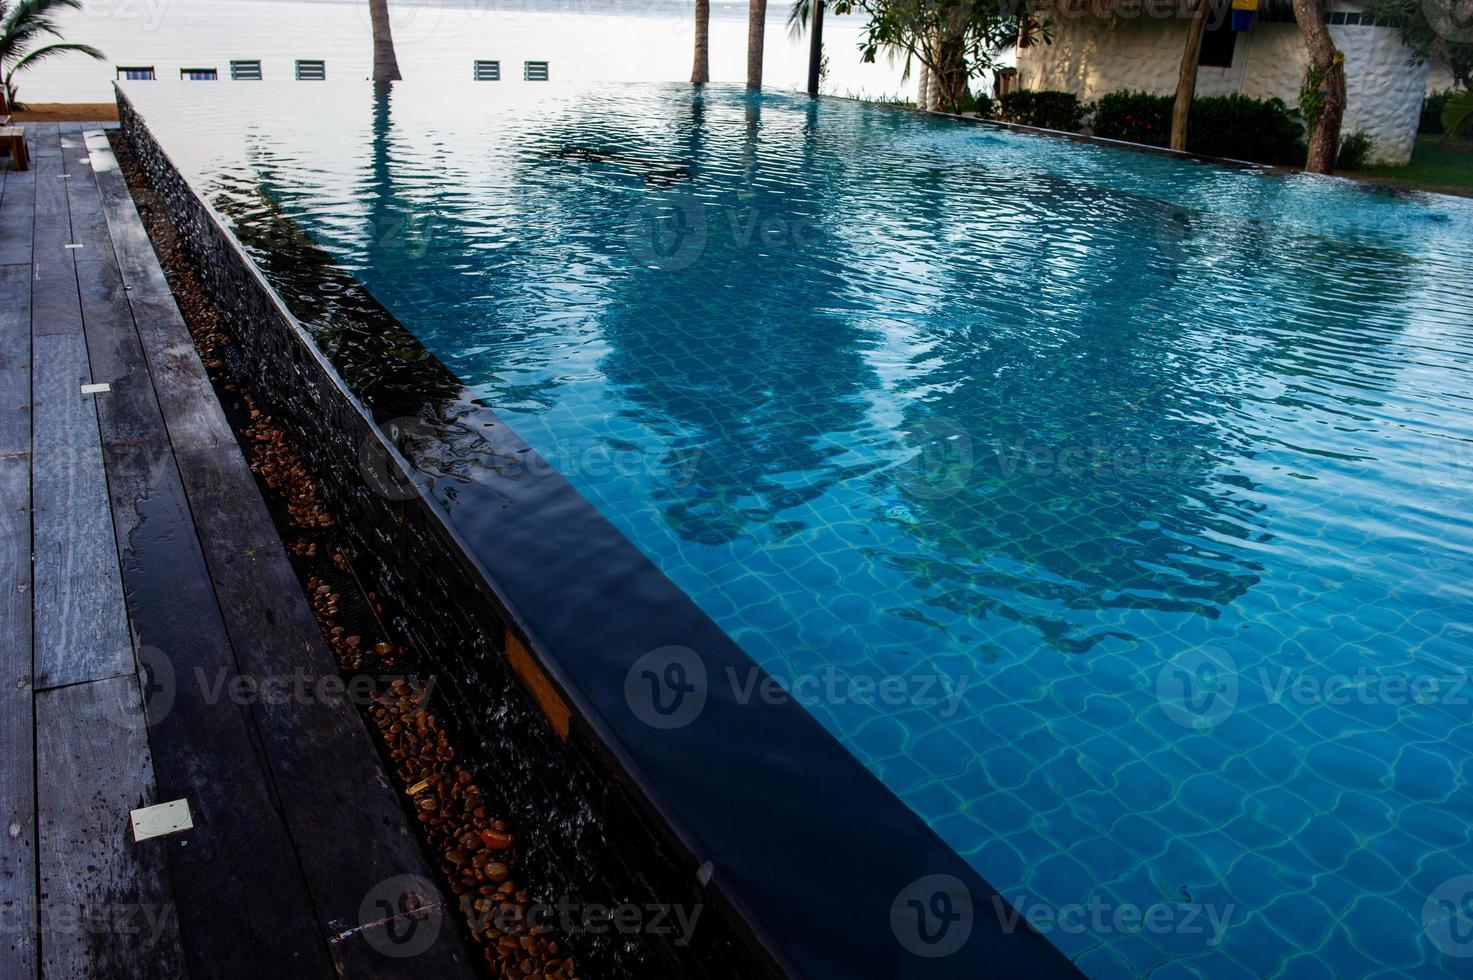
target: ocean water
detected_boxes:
[126,81,1473,977]
[23,0,913,103]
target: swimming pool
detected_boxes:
[126,81,1473,977]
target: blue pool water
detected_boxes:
[134,82,1473,976]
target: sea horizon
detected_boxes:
[25,0,928,104]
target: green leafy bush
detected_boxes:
[1445,90,1473,139]
[1336,131,1373,169]
[953,89,995,118]
[1421,90,1453,134]
[1090,90,1172,144]
[999,90,1088,131]
[1189,95,1306,165]
[1088,90,1306,166]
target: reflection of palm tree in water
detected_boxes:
[211,88,463,425]
[880,172,1420,654]
[889,186,1263,651]
[596,91,882,545]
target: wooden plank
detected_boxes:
[70,132,334,976]
[0,263,29,458]
[67,144,166,452]
[0,174,32,970]
[0,154,35,266]
[31,130,131,688]
[30,329,131,689]
[84,132,232,454]
[176,445,474,977]
[58,131,108,259]
[26,123,60,158]
[0,454,35,975]
[88,131,469,971]
[30,142,80,342]
[81,128,469,974]
[103,440,335,979]
[35,674,185,979]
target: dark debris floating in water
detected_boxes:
[551,144,692,183]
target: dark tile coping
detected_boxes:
[953,112,1296,172]
[838,96,1473,202]
[825,94,1301,172]
[117,86,1082,979]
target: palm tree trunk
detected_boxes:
[747,0,767,90]
[692,0,710,84]
[806,0,824,97]
[917,61,931,110]
[369,0,402,82]
[1293,0,1345,172]
[1170,0,1211,150]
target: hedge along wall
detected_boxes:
[1016,2,1430,164]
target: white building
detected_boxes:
[1015,0,1432,164]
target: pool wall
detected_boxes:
[117,86,1082,979]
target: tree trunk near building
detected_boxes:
[369,0,402,83]
[747,0,767,89]
[692,0,710,84]
[932,30,969,112]
[1293,0,1345,172]
[1170,0,1211,150]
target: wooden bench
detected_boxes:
[0,125,27,171]
[0,92,24,171]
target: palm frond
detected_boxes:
[1,16,67,57]
[0,0,86,58]
[789,0,813,36]
[5,39,103,77]
[2,0,86,29]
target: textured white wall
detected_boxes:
[1018,5,1431,164]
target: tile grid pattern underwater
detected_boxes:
[130,82,1473,977]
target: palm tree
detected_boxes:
[806,0,824,96]
[692,0,710,84]
[748,0,767,89]
[369,0,402,83]
[0,0,103,109]
[786,0,822,95]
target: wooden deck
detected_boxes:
[0,123,473,977]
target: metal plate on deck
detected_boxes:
[130,799,193,842]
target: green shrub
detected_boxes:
[1089,90,1306,167]
[1445,90,1473,139]
[999,90,1089,131]
[1091,90,1173,144]
[1336,130,1373,169]
[953,89,995,118]
[1189,95,1306,166]
[1421,90,1452,134]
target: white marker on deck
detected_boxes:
[63,243,83,249]
[80,382,110,395]
[130,799,193,842]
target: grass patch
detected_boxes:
[1346,134,1473,196]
